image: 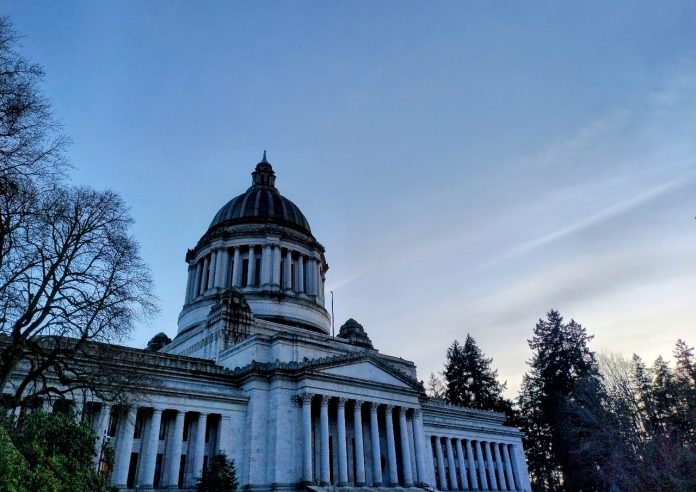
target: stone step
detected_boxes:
[306,487,436,492]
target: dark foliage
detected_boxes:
[146,332,172,352]
[442,335,517,423]
[0,410,115,492]
[194,453,239,492]
[517,310,598,491]
[517,308,696,491]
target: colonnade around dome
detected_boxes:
[185,242,325,305]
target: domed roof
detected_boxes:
[209,153,312,234]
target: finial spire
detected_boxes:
[252,151,276,187]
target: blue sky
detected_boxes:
[6,1,696,395]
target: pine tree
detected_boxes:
[651,356,677,434]
[673,339,696,444]
[631,353,656,437]
[194,453,238,492]
[517,310,598,492]
[443,335,510,414]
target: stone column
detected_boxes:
[232,247,241,287]
[248,247,257,287]
[353,400,366,486]
[185,265,194,303]
[445,438,458,490]
[191,413,208,485]
[272,245,281,287]
[215,248,227,287]
[93,403,112,468]
[398,407,414,486]
[72,399,85,421]
[284,249,293,290]
[465,440,479,491]
[434,437,447,491]
[411,409,426,485]
[508,445,523,491]
[298,255,305,293]
[261,244,271,286]
[306,257,316,296]
[320,395,330,485]
[501,444,515,491]
[212,249,222,287]
[200,256,210,295]
[384,405,398,486]
[216,415,230,455]
[476,441,489,491]
[207,251,217,290]
[112,406,136,489]
[369,403,383,486]
[455,439,469,491]
[166,410,185,489]
[301,393,314,483]
[192,261,202,299]
[483,442,495,491]
[139,408,163,488]
[316,261,323,300]
[337,398,348,485]
[492,442,504,491]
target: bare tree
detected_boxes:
[0,17,156,407]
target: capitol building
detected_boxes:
[37,155,532,491]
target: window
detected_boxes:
[133,412,144,439]
[183,416,190,441]
[241,259,249,287]
[159,416,168,440]
[254,258,261,286]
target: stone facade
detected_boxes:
[4,155,531,491]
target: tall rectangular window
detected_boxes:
[241,259,249,287]
[255,258,261,286]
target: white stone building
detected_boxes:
[11,154,532,491]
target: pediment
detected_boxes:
[317,360,413,389]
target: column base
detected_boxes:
[372,482,383,487]
[355,482,366,487]
[338,482,348,486]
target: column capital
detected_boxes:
[398,406,409,416]
[337,397,348,408]
[370,401,380,412]
[320,394,331,406]
[299,392,314,405]
[385,404,395,412]
[413,408,422,418]
[354,399,364,408]
[151,406,165,414]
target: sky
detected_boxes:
[5,1,696,397]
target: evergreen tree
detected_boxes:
[194,453,238,492]
[443,335,511,415]
[672,339,696,444]
[651,356,677,434]
[517,310,598,492]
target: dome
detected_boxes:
[208,153,311,235]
